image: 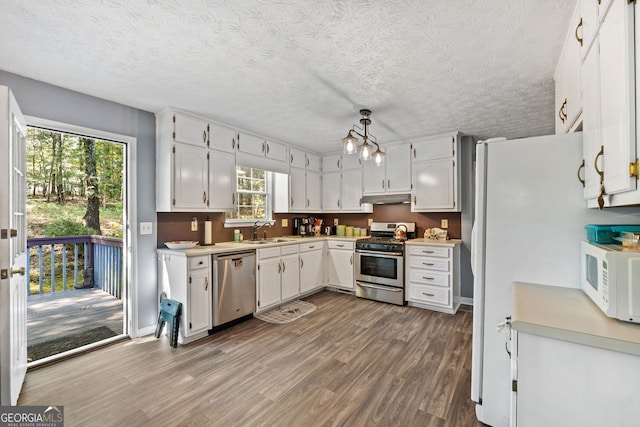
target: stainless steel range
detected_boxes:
[355,222,416,305]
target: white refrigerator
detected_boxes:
[470,132,640,426]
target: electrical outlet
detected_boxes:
[139,222,152,235]
[334,218,339,226]
[368,218,373,226]
[191,217,198,232]
[441,219,449,229]
[282,218,288,227]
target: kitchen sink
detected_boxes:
[241,238,295,244]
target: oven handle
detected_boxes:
[355,249,404,257]
[356,281,403,292]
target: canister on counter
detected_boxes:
[346,226,354,236]
[336,225,346,236]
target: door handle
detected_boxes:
[11,267,25,277]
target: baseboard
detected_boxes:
[136,324,156,338]
[455,296,474,306]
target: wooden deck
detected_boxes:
[27,288,123,348]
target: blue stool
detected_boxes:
[155,298,182,348]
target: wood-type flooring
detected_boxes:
[19,290,484,426]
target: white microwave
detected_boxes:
[581,241,640,323]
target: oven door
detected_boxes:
[355,249,404,288]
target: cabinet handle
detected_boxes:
[558,99,567,123]
[350,255,353,265]
[337,199,340,207]
[422,276,435,280]
[300,258,304,268]
[307,199,310,207]
[232,138,236,150]
[422,292,435,297]
[262,142,265,153]
[306,157,310,167]
[413,195,417,205]
[575,17,583,47]
[337,244,345,247]
[203,191,207,203]
[205,277,209,291]
[232,193,236,204]
[387,179,391,189]
[290,153,294,164]
[291,197,294,207]
[308,245,315,249]
[577,159,586,188]
[266,143,270,154]
[413,148,416,158]
[422,262,435,266]
[278,262,282,273]
[337,159,340,168]
[203,130,207,145]
[282,261,285,272]
[422,250,435,253]
[382,179,385,189]
[594,145,605,184]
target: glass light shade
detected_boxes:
[342,132,358,154]
[373,149,385,166]
[359,142,372,160]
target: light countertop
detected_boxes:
[511,282,640,356]
[405,238,462,246]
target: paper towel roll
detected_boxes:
[204,220,212,245]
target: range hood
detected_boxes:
[360,193,412,205]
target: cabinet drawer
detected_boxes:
[299,242,323,252]
[408,245,451,258]
[409,283,450,306]
[409,269,450,287]
[280,244,299,255]
[189,255,209,270]
[409,256,450,272]
[258,247,281,259]
[328,240,355,250]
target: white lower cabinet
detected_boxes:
[327,240,354,290]
[512,330,640,426]
[157,253,212,344]
[405,242,460,314]
[257,245,302,312]
[299,242,325,293]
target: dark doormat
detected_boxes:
[28,326,119,361]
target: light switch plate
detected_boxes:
[139,222,152,235]
[368,218,373,226]
[282,218,288,227]
[441,219,449,229]
[334,218,339,226]
[191,217,198,231]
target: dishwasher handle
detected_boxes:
[215,251,256,261]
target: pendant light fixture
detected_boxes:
[341,109,385,166]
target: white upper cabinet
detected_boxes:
[265,139,288,162]
[208,150,236,210]
[209,122,237,153]
[172,143,209,210]
[555,3,583,134]
[362,143,412,194]
[172,111,210,147]
[321,154,371,213]
[306,170,322,211]
[580,0,639,207]
[322,154,341,173]
[237,132,266,156]
[289,167,307,211]
[289,147,306,168]
[341,154,362,170]
[411,133,463,212]
[322,172,341,211]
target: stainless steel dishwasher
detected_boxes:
[213,251,256,326]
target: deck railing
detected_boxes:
[26,235,123,299]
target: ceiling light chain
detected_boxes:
[341,109,385,166]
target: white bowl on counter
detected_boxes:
[165,241,199,249]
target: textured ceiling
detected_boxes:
[0,0,576,153]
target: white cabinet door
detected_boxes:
[289,147,306,168]
[412,159,455,211]
[341,154,362,170]
[188,267,211,334]
[173,143,209,210]
[582,42,602,200]
[362,160,386,194]
[237,132,266,156]
[322,172,341,211]
[209,123,237,153]
[554,4,583,134]
[209,150,236,210]
[265,140,288,162]
[598,0,636,196]
[300,249,324,293]
[327,250,354,290]
[281,254,300,300]
[341,168,365,211]
[289,167,306,211]
[411,136,454,162]
[322,154,341,173]
[258,257,281,309]
[173,112,209,147]
[306,170,322,211]
[306,153,322,171]
[385,144,412,193]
